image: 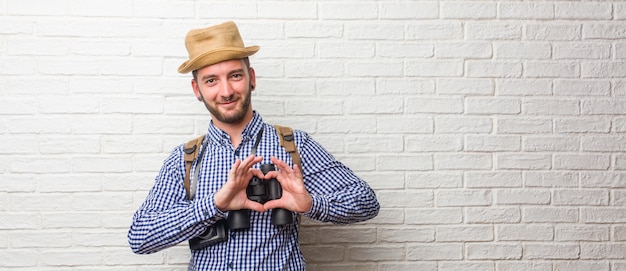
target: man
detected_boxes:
[128,21,380,270]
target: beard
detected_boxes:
[202,87,252,124]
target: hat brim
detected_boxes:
[178,46,260,74]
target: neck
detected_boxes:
[212,112,254,148]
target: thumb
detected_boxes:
[262,199,282,211]
[245,200,266,213]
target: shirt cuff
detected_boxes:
[194,193,226,225]
[304,194,328,222]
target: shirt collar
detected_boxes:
[206,111,264,146]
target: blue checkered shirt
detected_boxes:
[128,112,380,270]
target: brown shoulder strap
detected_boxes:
[274,125,302,172]
[183,135,205,200]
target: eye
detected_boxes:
[205,78,215,84]
[231,73,243,79]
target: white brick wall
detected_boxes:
[1,0,625,270]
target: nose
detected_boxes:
[218,80,235,100]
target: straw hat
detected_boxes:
[178,21,260,74]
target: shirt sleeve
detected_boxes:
[298,132,380,224]
[127,145,226,254]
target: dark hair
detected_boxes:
[192,57,251,81]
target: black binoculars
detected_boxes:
[228,163,293,230]
[189,163,293,250]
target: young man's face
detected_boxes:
[192,59,256,126]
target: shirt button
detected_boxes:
[228,262,234,268]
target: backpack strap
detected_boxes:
[274,125,302,172]
[183,135,205,200]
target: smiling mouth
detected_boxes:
[221,96,237,103]
[220,99,238,107]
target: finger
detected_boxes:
[270,156,293,173]
[263,199,281,210]
[227,159,244,185]
[231,163,246,178]
[245,200,266,213]
[270,157,303,184]
[292,163,303,178]
[230,159,242,173]
[233,156,262,179]
[241,155,263,169]
[249,168,265,179]
[263,171,281,180]
[270,156,288,167]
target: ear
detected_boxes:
[248,67,256,92]
[191,79,201,100]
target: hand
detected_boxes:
[262,156,312,213]
[214,155,266,213]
